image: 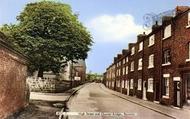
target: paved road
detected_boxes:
[68,83,173,119]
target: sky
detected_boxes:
[1,0,190,74]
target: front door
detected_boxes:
[174,81,181,107]
[143,81,147,100]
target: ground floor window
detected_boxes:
[122,80,125,88]
[125,80,128,89]
[147,78,154,92]
[112,81,115,88]
[117,80,120,88]
[163,76,170,97]
[130,79,134,89]
[138,79,142,90]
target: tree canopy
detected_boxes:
[0,1,92,77]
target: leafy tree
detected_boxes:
[0,1,92,77]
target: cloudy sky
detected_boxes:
[1,0,190,74]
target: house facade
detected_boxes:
[104,6,190,108]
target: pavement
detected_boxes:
[101,84,190,119]
[12,84,87,119]
[68,83,179,119]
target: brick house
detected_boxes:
[104,6,190,108]
[0,32,29,118]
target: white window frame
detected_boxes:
[162,49,171,66]
[148,54,154,68]
[138,42,143,52]
[131,47,135,55]
[163,24,171,40]
[123,58,126,64]
[188,12,190,25]
[138,79,142,90]
[125,66,128,74]
[138,58,142,70]
[122,80,125,88]
[163,74,170,98]
[147,78,154,92]
[125,80,128,89]
[130,61,134,72]
[187,12,190,28]
[123,67,125,75]
[126,57,128,62]
[186,42,190,62]
[112,81,115,87]
[130,79,134,89]
[117,80,120,88]
[148,34,155,47]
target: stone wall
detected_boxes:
[0,34,28,119]
[27,77,81,93]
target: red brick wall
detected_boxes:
[0,45,28,119]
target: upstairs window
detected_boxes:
[189,43,190,59]
[149,35,155,47]
[131,47,135,55]
[186,43,190,62]
[125,66,128,74]
[188,12,190,26]
[148,54,154,68]
[130,61,134,72]
[123,67,125,75]
[126,57,128,62]
[123,58,126,64]
[138,58,142,70]
[163,24,171,39]
[163,49,171,65]
[139,42,143,52]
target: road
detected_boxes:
[67,83,172,119]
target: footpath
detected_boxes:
[10,83,87,119]
[101,84,190,119]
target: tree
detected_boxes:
[0,1,92,77]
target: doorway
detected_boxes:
[174,80,181,107]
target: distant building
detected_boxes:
[60,59,86,81]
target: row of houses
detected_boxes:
[104,6,190,108]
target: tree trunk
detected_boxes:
[38,68,44,78]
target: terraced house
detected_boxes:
[104,6,190,108]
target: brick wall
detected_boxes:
[0,36,28,119]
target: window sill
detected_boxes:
[147,90,153,93]
[138,50,142,52]
[138,68,142,70]
[162,62,171,66]
[162,95,169,99]
[137,89,142,91]
[148,44,154,47]
[148,66,154,69]
[130,70,134,72]
[186,25,190,29]
[162,36,171,40]
[186,59,190,62]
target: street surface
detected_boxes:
[68,83,172,119]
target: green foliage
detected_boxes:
[0,1,92,76]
